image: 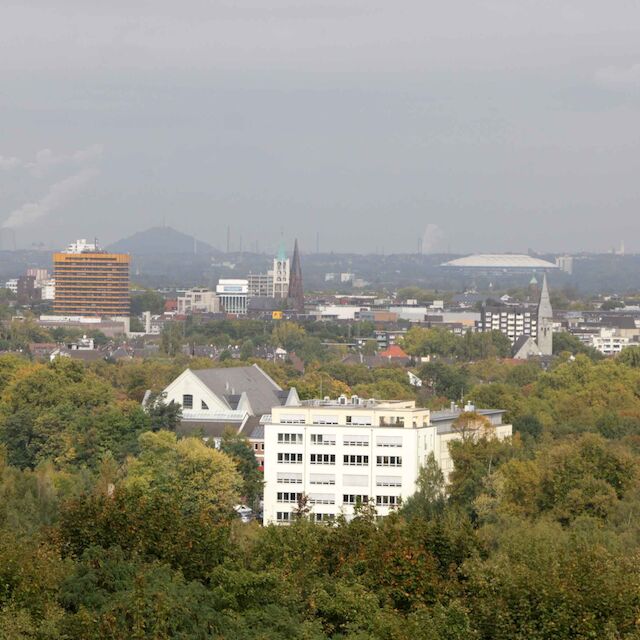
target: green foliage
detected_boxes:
[220,429,263,507]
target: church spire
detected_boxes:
[288,239,304,313]
[537,273,553,356]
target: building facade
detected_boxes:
[176,288,220,315]
[263,398,511,525]
[216,279,249,315]
[478,306,538,344]
[53,242,130,317]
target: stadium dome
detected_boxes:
[441,254,558,269]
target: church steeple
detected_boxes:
[288,239,304,313]
[537,273,553,355]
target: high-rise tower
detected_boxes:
[287,239,304,313]
[537,273,553,356]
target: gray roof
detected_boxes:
[191,364,284,416]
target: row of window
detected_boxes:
[275,494,400,510]
[276,433,402,447]
[276,512,336,523]
[278,453,402,467]
[276,473,402,487]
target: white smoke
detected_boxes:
[1,144,102,229]
[2,168,99,230]
[421,223,444,254]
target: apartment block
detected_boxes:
[263,397,511,525]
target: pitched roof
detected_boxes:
[379,344,409,359]
[191,364,283,416]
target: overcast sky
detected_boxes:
[1,0,640,254]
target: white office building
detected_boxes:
[216,279,249,315]
[263,397,512,525]
[177,288,220,315]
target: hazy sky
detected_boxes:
[1,0,640,254]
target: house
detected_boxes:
[161,364,299,445]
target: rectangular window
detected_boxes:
[343,494,369,505]
[349,416,373,426]
[309,493,335,505]
[343,454,369,466]
[277,472,302,484]
[376,456,402,467]
[376,436,403,448]
[276,511,291,522]
[311,434,336,445]
[310,474,335,485]
[310,453,335,465]
[376,495,401,507]
[182,394,193,409]
[280,414,306,424]
[343,474,369,487]
[277,453,303,464]
[376,476,402,487]
[277,433,303,444]
[277,492,302,503]
[312,513,335,523]
[314,415,339,425]
[343,435,369,446]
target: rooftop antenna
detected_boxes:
[226,225,230,253]
[316,231,320,254]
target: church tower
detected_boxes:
[537,273,553,356]
[288,239,304,313]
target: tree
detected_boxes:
[220,429,263,507]
[239,339,255,360]
[124,431,242,519]
[401,453,446,520]
[144,392,182,432]
[618,345,640,368]
[272,322,306,352]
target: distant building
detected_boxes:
[555,255,574,275]
[177,288,220,315]
[478,274,553,357]
[288,239,304,313]
[441,254,558,273]
[53,240,130,319]
[263,397,512,525]
[4,279,18,294]
[216,279,249,315]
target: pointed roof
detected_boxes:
[538,274,553,320]
[288,238,304,312]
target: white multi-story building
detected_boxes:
[177,288,220,315]
[263,397,512,525]
[64,239,97,254]
[216,279,249,315]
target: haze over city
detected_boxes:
[2,0,640,254]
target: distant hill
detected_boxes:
[108,227,218,255]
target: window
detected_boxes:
[311,434,336,445]
[309,493,335,505]
[280,414,306,424]
[201,400,209,410]
[343,494,369,505]
[343,436,369,447]
[278,433,303,444]
[315,415,338,425]
[343,474,369,487]
[376,456,402,467]
[343,454,369,466]
[376,436,403,448]
[277,492,302,503]
[310,453,335,465]
[277,453,303,464]
[376,476,402,487]
[182,394,193,409]
[376,495,401,507]
[312,513,335,523]
[310,474,335,485]
[277,472,302,484]
[276,511,291,522]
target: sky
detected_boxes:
[1,0,640,255]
